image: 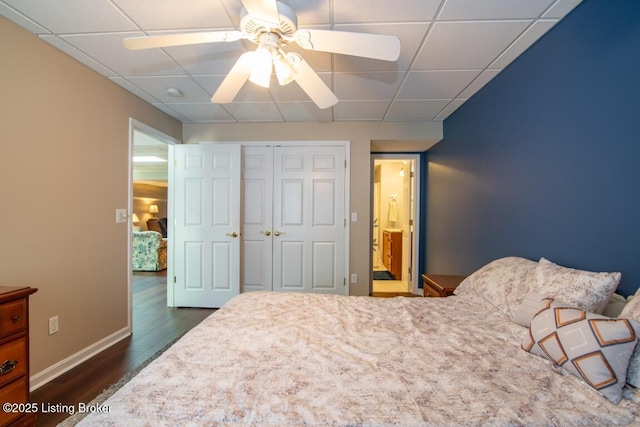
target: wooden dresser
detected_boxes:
[382,230,402,280]
[422,275,465,297]
[0,286,37,427]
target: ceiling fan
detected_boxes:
[123,0,401,109]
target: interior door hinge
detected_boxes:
[343,278,346,286]
[173,276,177,284]
[344,159,347,168]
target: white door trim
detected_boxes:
[370,153,422,295]
[128,119,180,314]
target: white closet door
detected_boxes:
[272,146,346,294]
[241,146,274,292]
[172,144,241,308]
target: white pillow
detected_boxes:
[535,258,620,314]
[453,257,537,319]
[603,293,628,318]
[522,298,640,404]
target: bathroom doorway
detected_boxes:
[371,154,421,294]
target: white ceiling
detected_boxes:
[1,0,582,124]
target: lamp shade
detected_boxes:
[149,205,159,214]
[132,213,140,224]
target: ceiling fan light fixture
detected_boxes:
[248,46,273,88]
[274,52,295,86]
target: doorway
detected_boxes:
[371,154,421,295]
[128,119,179,327]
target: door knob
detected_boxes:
[226,231,239,238]
[261,230,271,236]
[274,230,283,236]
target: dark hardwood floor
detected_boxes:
[30,271,217,426]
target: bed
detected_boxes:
[78,257,640,426]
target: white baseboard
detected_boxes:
[30,327,131,392]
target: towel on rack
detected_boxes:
[388,199,398,222]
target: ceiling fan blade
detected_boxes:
[211,52,255,104]
[289,53,338,109]
[123,31,244,50]
[241,0,281,27]
[294,29,401,61]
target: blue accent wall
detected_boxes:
[426,0,640,296]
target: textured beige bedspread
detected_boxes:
[78,292,640,426]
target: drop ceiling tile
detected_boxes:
[414,21,531,70]
[61,32,185,76]
[162,38,248,76]
[2,0,136,33]
[334,0,441,23]
[334,23,429,72]
[334,72,404,100]
[458,69,501,99]
[150,103,190,122]
[386,100,451,121]
[438,0,555,20]
[110,77,161,104]
[112,0,234,30]
[490,20,558,68]
[281,0,331,26]
[334,101,391,121]
[40,35,118,76]
[435,99,467,120]
[277,101,333,121]
[542,0,583,19]
[224,102,284,122]
[0,3,49,34]
[167,103,236,122]
[397,70,480,100]
[125,76,212,102]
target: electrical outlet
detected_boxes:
[351,274,357,283]
[48,316,59,335]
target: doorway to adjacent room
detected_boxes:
[371,154,421,295]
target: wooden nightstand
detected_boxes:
[0,286,38,427]
[422,274,465,297]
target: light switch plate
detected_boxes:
[115,208,128,224]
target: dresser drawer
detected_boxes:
[0,337,27,387]
[0,298,27,338]
[0,376,28,426]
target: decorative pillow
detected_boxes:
[513,292,548,327]
[603,293,629,318]
[535,258,620,314]
[453,257,538,319]
[619,288,640,389]
[522,298,640,404]
[620,290,640,319]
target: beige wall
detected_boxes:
[0,18,182,377]
[184,122,442,295]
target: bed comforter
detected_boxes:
[78,292,640,426]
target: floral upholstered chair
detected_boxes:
[132,231,167,271]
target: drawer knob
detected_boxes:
[12,315,21,323]
[0,360,18,376]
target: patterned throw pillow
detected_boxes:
[619,288,640,388]
[522,298,640,404]
[535,258,620,314]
